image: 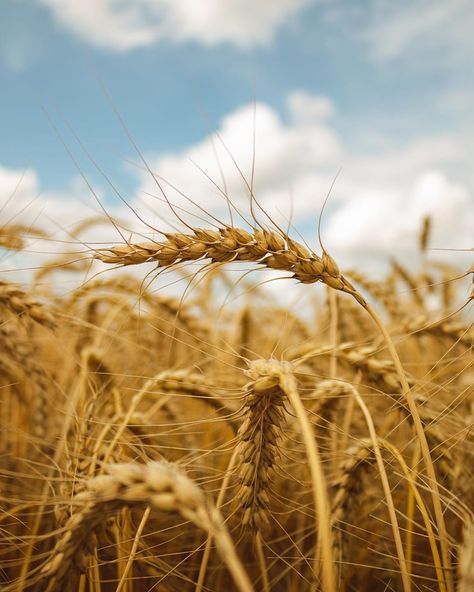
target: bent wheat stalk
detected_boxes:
[35,461,253,592]
[353,392,411,592]
[363,302,454,591]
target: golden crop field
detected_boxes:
[0,206,473,592]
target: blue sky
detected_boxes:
[1,0,473,274]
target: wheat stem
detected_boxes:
[256,530,270,592]
[115,505,151,592]
[363,301,454,592]
[279,370,336,592]
[195,447,240,592]
[354,392,411,592]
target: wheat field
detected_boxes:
[0,201,473,592]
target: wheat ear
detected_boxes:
[332,437,447,592]
[95,227,365,302]
[96,225,456,590]
[0,280,55,328]
[235,362,289,532]
[38,461,253,592]
[244,359,337,592]
[0,223,47,250]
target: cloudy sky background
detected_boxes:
[1,0,473,282]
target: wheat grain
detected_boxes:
[0,280,55,328]
[95,227,365,303]
[38,461,252,592]
[235,361,289,531]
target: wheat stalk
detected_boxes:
[458,519,474,592]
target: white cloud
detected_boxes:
[158,0,311,47]
[136,95,342,227]
[363,0,474,62]
[0,166,94,231]
[325,171,473,267]
[0,167,38,199]
[36,0,311,51]
[37,0,159,52]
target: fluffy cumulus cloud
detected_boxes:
[0,167,39,198]
[136,92,343,227]
[36,0,311,51]
[325,171,473,267]
[33,0,474,66]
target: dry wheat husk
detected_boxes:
[94,227,365,303]
[235,364,289,532]
[0,280,55,328]
[34,461,251,592]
